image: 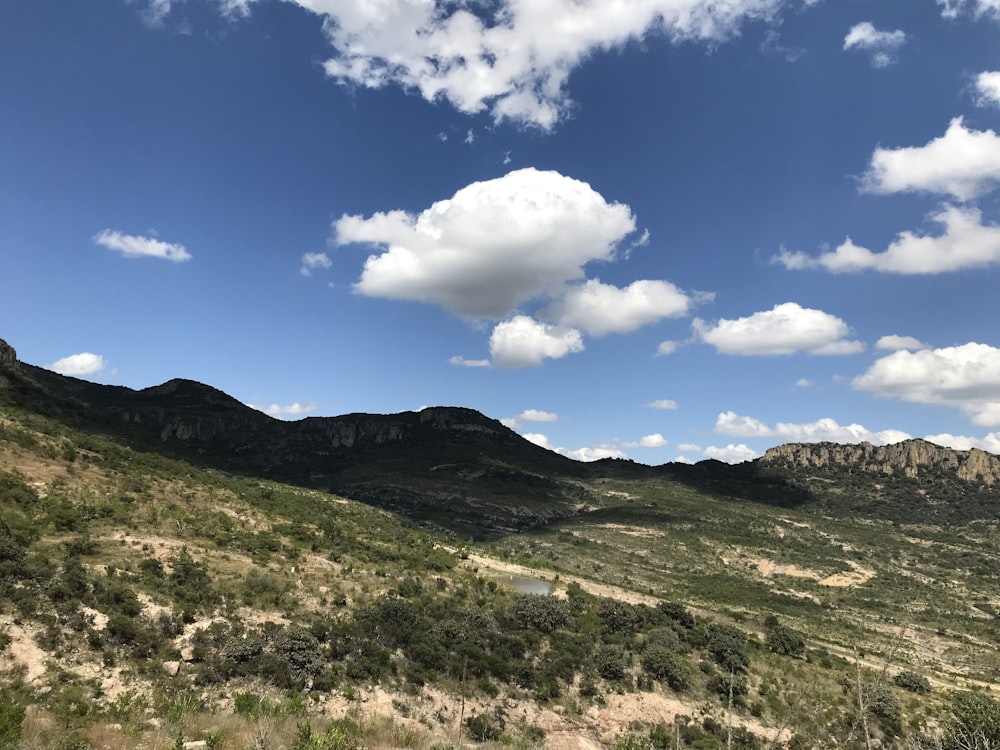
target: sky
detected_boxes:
[2,0,1000,464]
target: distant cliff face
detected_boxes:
[0,338,18,389]
[760,439,1000,486]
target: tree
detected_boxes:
[765,621,805,658]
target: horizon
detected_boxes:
[4,332,996,464]
[3,1,999,463]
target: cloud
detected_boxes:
[522,433,626,462]
[94,229,191,262]
[715,411,911,444]
[47,352,108,377]
[489,315,584,368]
[300,252,332,276]
[703,444,759,463]
[843,22,906,67]
[280,0,786,130]
[502,409,560,428]
[794,378,814,388]
[760,29,805,62]
[131,0,173,26]
[645,399,679,410]
[335,169,636,319]
[449,355,491,367]
[540,278,694,336]
[975,71,1000,107]
[248,402,319,418]
[924,432,1000,453]
[876,334,928,352]
[938,0,1000,20]
[860,118,1000,201]
[677,443,702,452]
[774,206,1000,274]
[624,433,668,448]
[693,302,862,356]
[854,343,1000,426]
[656,341,680,357]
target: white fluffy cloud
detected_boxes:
[540,279,693,336]
[703,444,759,463]
[523,433,626,462]
[693,302,862,356]
[656,341,680,357]
[939,0,1000,20]
[645,399,679,410]
[248,402,319,418]
[272,0,787,129]
[843,22,906,67]
[975,71,1000,107]
[335,169,636,319]
[300,252,331,276]
[93,229,191,262]
[624,433,668,448]
[489,316,584,368]
[677,443,702,452]
[876,335,928,352]
[47,352,108,377]
[715,411,912,445]
[860,118,1000,201]
[775,206,1000,274]
[854,343,1000,426]
[924,432,1000,453]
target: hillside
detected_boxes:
[2,336,1000,750]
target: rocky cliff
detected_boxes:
[0,338,19,390]
[760,439,1000,486]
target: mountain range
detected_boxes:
[2,336,998,535]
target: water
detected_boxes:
[494,574,554,596]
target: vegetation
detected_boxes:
[0,351,998,749]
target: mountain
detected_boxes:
[0,338,594,536]
[3,335,999,532]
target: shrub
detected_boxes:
[465,712,504,742]
[765,622,805,658]
[509,594,570,633]
[641,645,691,691]
[893,670,931,694]
[706,624,749,673]
[595,645,628,681]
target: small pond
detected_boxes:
[494,574,554,596]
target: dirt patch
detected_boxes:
[591,523,664,539]
[464,554,659,607]
[755,558,875,588]
[818,561,875,587]
[0,618,49,684]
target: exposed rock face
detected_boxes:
[0,339,17,370]
[761,439,1000,486]
[0,338,18,389]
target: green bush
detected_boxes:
[640,645,691,691]
[595,645,628,681]
[892,670,931,694]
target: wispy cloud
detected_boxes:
[248,401,319,419]
[94,229,191,262]
[449,356,491,368]
[843,22,906,67]
[644,399,678,410]
[300,252,331,276]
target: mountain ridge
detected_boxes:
[3,335,998,531]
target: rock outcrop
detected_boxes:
[0,338,18,389]
[760,439,1000,486]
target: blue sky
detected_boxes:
[3,0,1000,463]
